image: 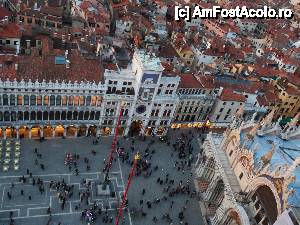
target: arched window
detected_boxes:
[56,96,61,106]
[84,111,89,120]
[0,112,3,121]
[11,111,16,121]
[86,96,91,106]
[17,95,23,105]
[55,111,60,120]
[4,111,10,121]
[24,95,29,105]
[97,96,102,106]
[44,96,49,105]
[30,95,36,105]
[37,111,42,120]
[61,111,66,120]
[89,111,95,120]
[17,111,23,121]
[49,111,54,120]
[78,111,84,120]
[24,111,29,120]
[43,111,48,120]
[68,96,73,106]
[79,96,85,106]
[3,94,8,105]
[67,111,72,120]
[37,96,42,105]
[73,96,79,106]
[62,96,67,105]
[10,94,15,105]
[91,96,97,106]
[73,111,78,120]
[30,111,36,120]
[50,95,55,105]
[95,111,100,120]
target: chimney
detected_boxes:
[16,42,20,54]
[15,63,18,71]
[218,87,224,96]
[34,2,38,10]
[44,0,48,6]
[62,34,65,43]
[65,50,68,58]
[66,59,70,68]
[59,0,62,6]
[68,33,71,41]
[53,32,57,38]
[3,16,8,24]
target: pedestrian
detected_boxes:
[142,189,145,195]
[21,190,24,195]
[28,196,31,200]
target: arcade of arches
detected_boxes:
[0,125,99,139]
[0,110,101,122]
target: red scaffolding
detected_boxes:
[115,153,140,225]
[103,102,124,182]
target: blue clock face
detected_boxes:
[136,105,146,114]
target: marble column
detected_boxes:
[16,127,20,139]
[63,127,67,137]
[3,128,6,140]
[85,126,89,137]
[28,127,32,139]
[52,127,55,137]
[40,126,44,138]
[74,127,78,137]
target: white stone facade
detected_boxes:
[0,50,180,139]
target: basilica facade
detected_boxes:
[0,50,180,139]
[194,110,300,225]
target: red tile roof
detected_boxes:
[256,95,268,106]
[265,91,281,103]
[161,62,173,72]
[285,85,300,96]
[0,6,12,20]
[178,74,202,88]
[0,23,22,38]
[196,75,216,89]
[0,51,103,83]
[219,89,246,102]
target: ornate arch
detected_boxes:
[220,205,250,225]
[232,152,254,175]
[222,130,241,153]
[246,176,282,216]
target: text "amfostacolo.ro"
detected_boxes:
[175,5,294,21]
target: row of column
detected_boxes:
[0,125,100,139]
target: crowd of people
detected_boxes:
[115,130,197,225]
[4,128,201,225]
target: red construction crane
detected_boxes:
[103,102,125,184]
[115,152,140,225]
